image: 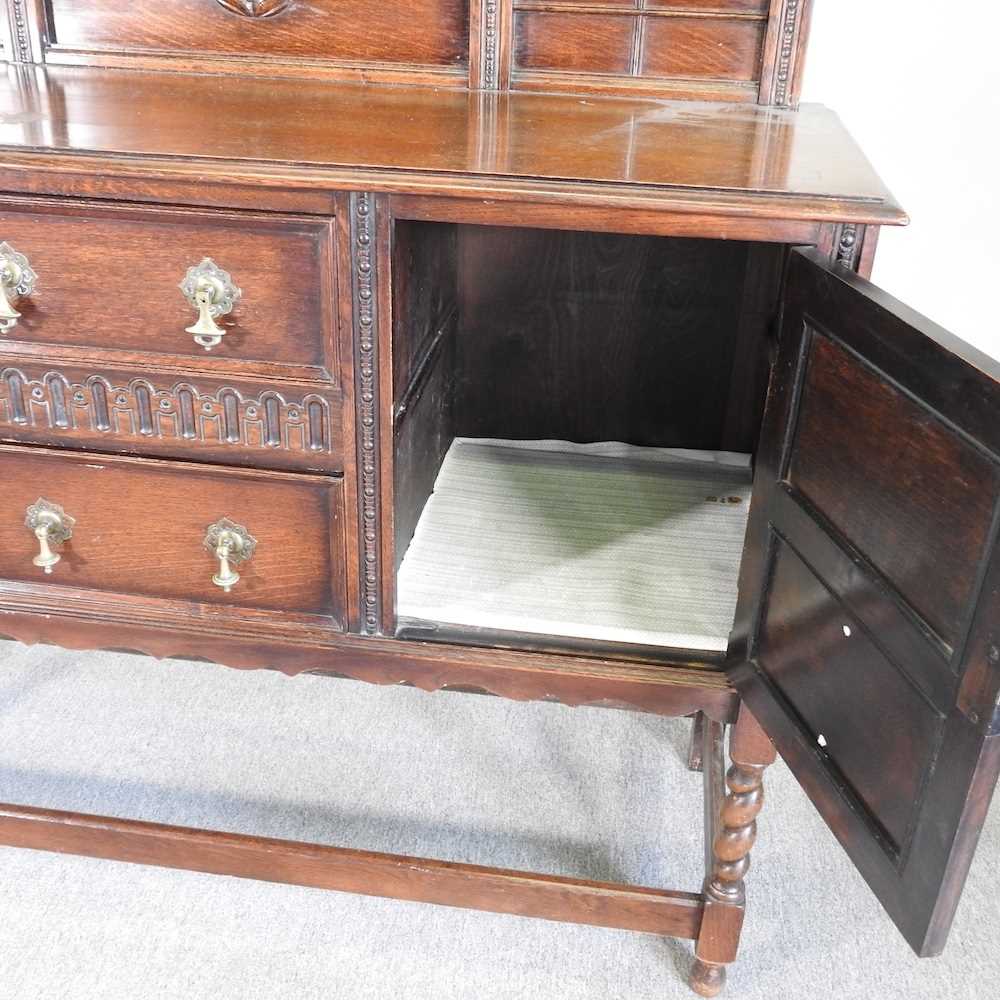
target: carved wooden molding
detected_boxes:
[472,0,510,90]
[774,0,801,106]
[6,0,32,61]
[482,0,500,89]
[350,192,382,636]
[213,0,291,17]
[0,367,332,454]
[758,0,809,108]
[834,223,861,270]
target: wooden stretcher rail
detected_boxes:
[0,803,705,939]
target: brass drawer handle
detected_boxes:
[25,498,75,574]
[204,517,257,593]
[0,242,37,333]
[180,258,242,351]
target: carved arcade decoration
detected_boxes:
[0,368,332,455]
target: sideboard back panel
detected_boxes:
[45,0,470,72]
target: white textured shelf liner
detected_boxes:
[396,438,752,652]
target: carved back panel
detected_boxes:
[2,0,812,105]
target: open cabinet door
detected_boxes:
[730,248,1000,957]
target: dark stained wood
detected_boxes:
[787,332,996,652]
[0,68,907,226]
[0,197,339,382]
[0,802,705,938]
[691,706,775,995]
[391,221,458,576]
[0,594,740,721]
[0,444,347,623]
[451,227,755,449]
[720,242,787,453]
[46,0,470,71]
[758,538,943,849]
[0,360,344,473]
[390,193,823,243]
[6,4,989,996]
[730,248,1000,957]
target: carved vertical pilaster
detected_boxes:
[759,0,812,108]
[350,192,381,637]
[4,0,44,63]
[470,0,511,91]
[835,223,860,269]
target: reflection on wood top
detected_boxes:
[0,67,906,223]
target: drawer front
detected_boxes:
[0,361,342,473]
[0,200,338,381]
[0,446,346,625]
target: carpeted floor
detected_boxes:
[0,639,996,1000]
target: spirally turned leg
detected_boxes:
[689,706,775,997]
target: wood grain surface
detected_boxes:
[0,444,346,621]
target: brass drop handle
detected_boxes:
[204,518,257,593]
[25,499,75,574]
[180,258,241,351]
[0,242,38,334]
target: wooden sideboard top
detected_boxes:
[0,66,905,224]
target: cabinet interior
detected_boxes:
[392,222,788,663]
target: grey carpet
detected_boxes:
[397,439,752,651]
[0,639,996,1000]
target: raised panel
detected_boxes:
[46,0,469,68]
[513,12,635,75]
[0,445,346,623]
[641,16,765,81]
[758,535,944,853]
[787,331,996,652]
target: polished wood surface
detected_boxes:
[0,802,704,938]
[0,197,339,378]
[730,248,1000,958]
[7,0,813,104]
[0,66,905,224]
[46,0,469,69]
[0,444,347,622]
[3,3,993,995]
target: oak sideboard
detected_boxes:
[1,2,997,995]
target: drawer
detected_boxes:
[0,199,338,381]
[0,360,343,473]
[0,445,346,626]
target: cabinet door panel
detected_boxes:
[731,248,1000,957]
